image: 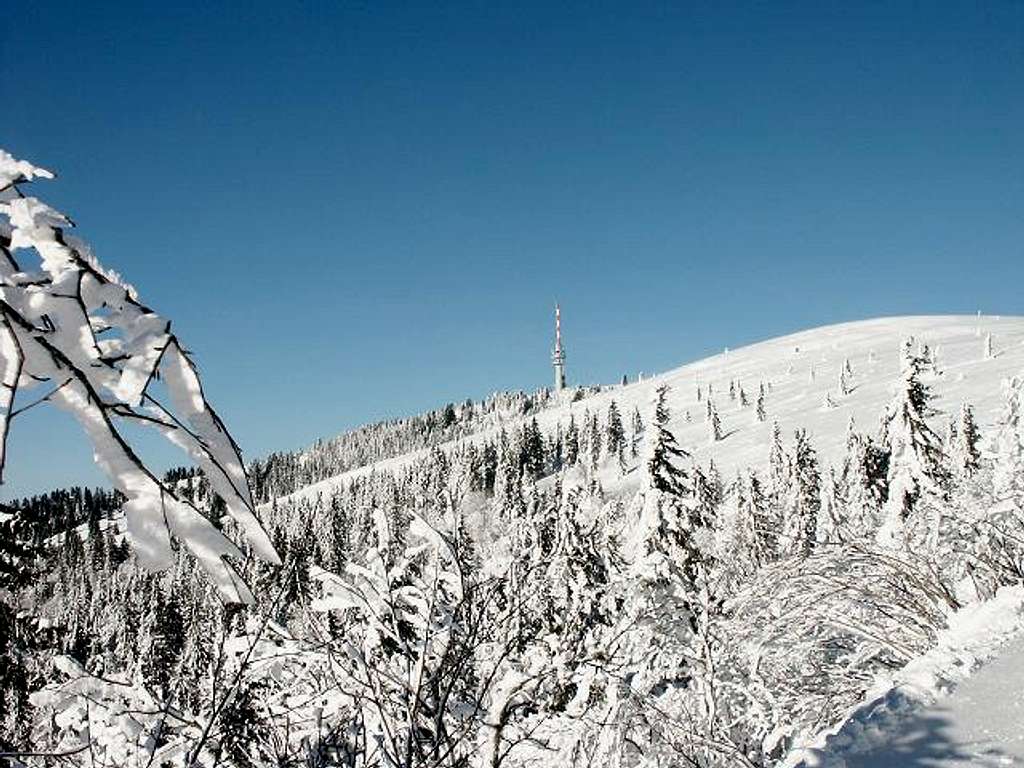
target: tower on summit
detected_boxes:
[552,303,567,391]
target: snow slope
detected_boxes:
[785,586,1024,767]
[847,640,1024,767]
[273,314,1024,506]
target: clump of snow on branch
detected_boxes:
[0,149,279,602]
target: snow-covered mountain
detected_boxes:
[11,313,1024,768]
[277,314,1024,506]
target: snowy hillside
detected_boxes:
[11,309,1024,768]
[277,314,1024,506]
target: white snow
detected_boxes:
[272,315,1024,508]
[784,585,1024,767]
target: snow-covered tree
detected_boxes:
[644,384,689,498]
[817,466,848,545]
[978,375,1024,586]
[629,405,644,459]
[755,388,767,423]
[708,399,723,442]
[782,429,820,558]
[878,338,947,549]
[950,403,982,481]
[565,414,580,466]
[605,400,626,473]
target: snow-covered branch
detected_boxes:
[0,149,279,602]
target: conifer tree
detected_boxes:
[565,415,580,467]
[745,470,777,565]
[708,400,723,442]
[951,403,982,481]
[768,421,790,513]
[0,510,36,747]
[630,406,644,459]
[878,338,947,548]
[587,410,602,473]
[524,417,546,479]
[548,428,564,474]
[626,385,715,656]
[481,441,498,493]
[606,400,625,458]
[818,466,848,544]
[840,367,852,396]
[646,385,689,496]
[493,436,525,519]
[716,473,754,587]
[755,389,767,423]
[139,582,184,693]
[691,463,721,534]
[782,429,821,557]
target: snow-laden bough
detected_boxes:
[0,149,280,602]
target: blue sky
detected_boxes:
[3,1,1022,497]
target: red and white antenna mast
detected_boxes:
[552,303,566,391]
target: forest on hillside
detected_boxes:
[4,150,1024,768]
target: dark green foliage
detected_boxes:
[216,680,271,768]
[140,584,185,692]
[564,415,580,466]
[647,384,690,496]
[606,400,625,457]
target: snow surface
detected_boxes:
[271,314,1024,507]
[846,640,1024,767]
[785,585,1024,767]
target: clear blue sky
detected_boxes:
[3,1,1022,498]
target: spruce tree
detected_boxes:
[745,470,778,565]
[783,429,820,558]
[818,466,848,544]
[630,406,644,459]
[768,421,790,520]
[646,385,689,496]
[878,338,947,548]
[524,417,545,479]
[564,415,580,466]
[951,403,982,481]
[587,410,602,473]
[139,582,184,693]
[628,385,712,640]
[606,400,625,457]
[0,510,36,748]
[707,398,723,442]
